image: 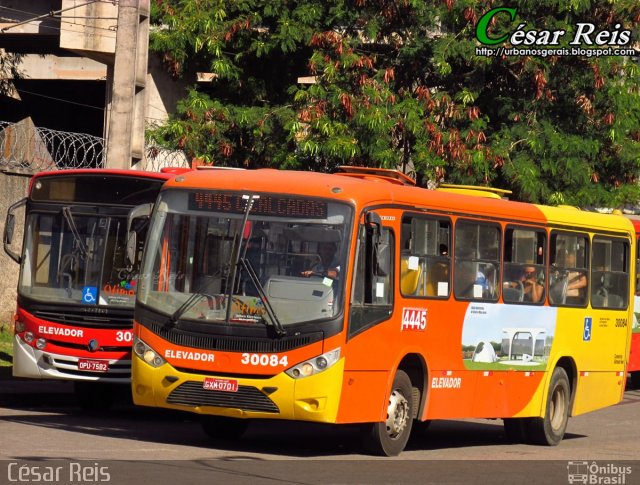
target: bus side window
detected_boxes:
[549,232,589,307]
[591,237,629,309]
[399,215,450,298]
[502,227,546,304]
[349,223,394,337]
[453,220,500,301]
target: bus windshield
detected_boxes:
[137,190,353,327]
[19,209,141,307]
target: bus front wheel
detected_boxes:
[528,366,570,446]
[363,370,414,456]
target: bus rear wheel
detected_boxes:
[201,416,248,441]
[363,370,414,456]
[528,367,570,446]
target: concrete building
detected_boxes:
[0,0,190,325]
[0,0,186,147]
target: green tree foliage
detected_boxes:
[148,0,640,206]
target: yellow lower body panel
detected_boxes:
[572,371,625,416]
[132,355,345,423]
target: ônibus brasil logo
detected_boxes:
[475,7,637,58]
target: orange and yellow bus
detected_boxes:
[131,166,634,455]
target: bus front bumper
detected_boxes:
[132,354,345,423]
[13,335,131,383]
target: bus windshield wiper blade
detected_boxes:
[62,206,88,258]
[240,257,286,337]
[167,292,215,329]
[225,194,259,324]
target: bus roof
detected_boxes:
[436,184,512,199]
[164,168,633,234]
[32,168,180,182]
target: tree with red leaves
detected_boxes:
[147,0,640,207]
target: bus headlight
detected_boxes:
[24,331,34,344]
[285,348,340,379]
[133,336,166,368]
[14,321,25,334]
[35,338,47,350]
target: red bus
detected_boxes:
[130,166,633,455]
[628,218,640,387]
[3,169,182,409]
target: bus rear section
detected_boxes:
[130,168,634,455]
[4,170,173,408]
[626,217,640,388]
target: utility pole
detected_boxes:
[105,0,149,169]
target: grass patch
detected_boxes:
[0,327,13,368]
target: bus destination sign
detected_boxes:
[188,192,328,219]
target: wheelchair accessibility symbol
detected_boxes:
[583,317,592,341]
[82,286,97,305]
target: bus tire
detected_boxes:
[74,382,114,412]
[363,370,414,456]
[201,416,248,441]
[528,366,570,446]
[503,418,530,444]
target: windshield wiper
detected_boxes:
[224,194,259,324]
[240,257,286,337]
[166,292,215,329]
[62,207,88,258]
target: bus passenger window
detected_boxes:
[549,233,589,306]
[454,220,500,301]
[503,228,546,304]
[399,215,450,298]
[591,237,629,309]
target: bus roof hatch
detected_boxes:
[334,166,417,186]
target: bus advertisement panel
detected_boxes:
[130,167,634,455]
[4,169,181,409]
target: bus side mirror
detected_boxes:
[126,203,154,266]
[4,197,27,264]
[126,231,137,267]
[366,211,382,235]
[365,211,389,277]
[375,234,391,277]
[4,213,15,245]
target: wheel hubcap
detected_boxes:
[550,385,566,431]
[385,389,410,439]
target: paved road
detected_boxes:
[0,378,638,483]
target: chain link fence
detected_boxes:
[0,120,189,173]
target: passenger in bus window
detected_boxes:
[521,265,545,303]
[456,260,489,298]
[565,252,587,303]
[301,241,340,278]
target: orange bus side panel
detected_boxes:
[335,370,389,423]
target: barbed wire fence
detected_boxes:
[0,120,189,173]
